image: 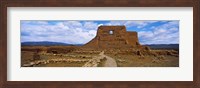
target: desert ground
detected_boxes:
[21,45,179,67]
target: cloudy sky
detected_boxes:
[21,20,179,44]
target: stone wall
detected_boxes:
[83,26,142,49]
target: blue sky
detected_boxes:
[21,20,179,44]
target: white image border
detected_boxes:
[7,7,193,81]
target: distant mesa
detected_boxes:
[21,41,83,46]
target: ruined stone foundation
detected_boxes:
[83,26,142,49]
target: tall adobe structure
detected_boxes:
[83,26,141,49]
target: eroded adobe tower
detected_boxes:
[83,26,142,49]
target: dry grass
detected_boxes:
[35,61,85,67]
[21,46,179,67]
[21,46,99,67]
[108,54,179,67]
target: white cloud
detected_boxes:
[83,22,98,30]
[138,21,179,44]
[21,21,98,44]
[98,24,103,27]
[63,21,82,28]
[21,20,179,45]
[125,21,157,28]
[104,21,157,28]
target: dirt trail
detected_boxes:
[82,51,117,67]
[99,51,117,67]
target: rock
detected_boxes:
[158,56,165,60]
[33,53,40,60]
[139,56,145,59]
[152,58,159,63]
[144,46,151,51]
[137,51,142,56]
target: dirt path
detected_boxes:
[99,51,117,67]
[82,51,117,67]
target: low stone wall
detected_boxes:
[82,56,106,67]
[23,58,89,67]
